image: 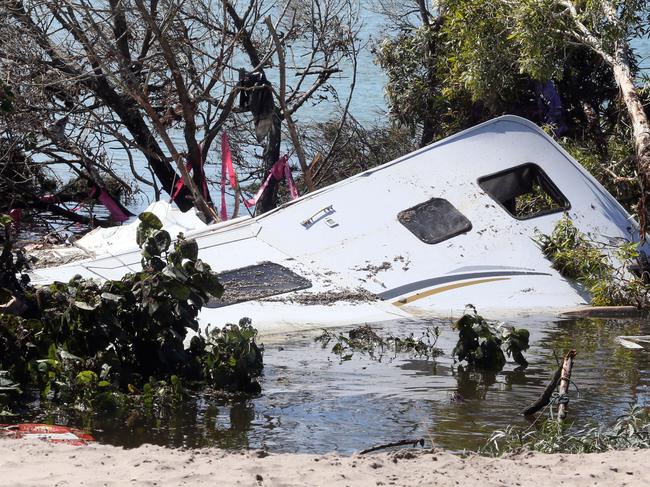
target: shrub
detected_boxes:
[536,215,648,306]
[483,405,650,455]
[0,212,263,415]
[452,306,530,370]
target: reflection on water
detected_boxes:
[23,317,650,453]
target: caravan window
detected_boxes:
[206,262,312,308]
[478,163,570,219]
[398,198,472,244]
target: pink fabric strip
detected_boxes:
[244,170,274,209]
[171,145,209,203]
[171,161,193,202]
[97,189,130,222]
[244,155,299,208]
[220,134,240,220]
[223,135,238,190]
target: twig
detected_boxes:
[359,438,424,455]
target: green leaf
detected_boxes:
[138,212,163,230]
[137,212,163,246]
[0,214,13,229]
[76,370,98,386]
[166,281,191,300]
[178,239,199,260]
[41,382,51,398]
[143,229,171,256]
[192,273,224,298]
[152,229,171,253]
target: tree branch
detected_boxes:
[265,16,313,192]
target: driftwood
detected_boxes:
[359,438,424,455]
[557,350,577,422]
[521,368,562,416]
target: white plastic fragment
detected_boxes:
[616,337,646,350]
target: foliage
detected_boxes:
[304,116,418,189]
[452,306,530,370]
[0,81,13,114]
[315,324,442,362]
[536,215,611,281]
[442,0,526,107]
[437,0,646,113]
[483,405,650,455]
[199,319,263,393]
[536,215,648,306]
[0,213,263,416]
[375,0,643,211]
[376,1,548,144]
[0,215,32,300]
[377,24,462,144]
[561,134,639,213]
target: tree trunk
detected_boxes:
[256,109,282,214]
[117,103,193,211]
[420,119,435,147]
[610,45,650,237]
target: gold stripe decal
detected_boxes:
[393,277,511,306]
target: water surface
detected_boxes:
[26,316,650,454]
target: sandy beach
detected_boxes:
[0,439,648,486]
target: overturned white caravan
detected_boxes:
[29,116,647,333]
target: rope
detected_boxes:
[527,391,571,429]
[554,392,570,405]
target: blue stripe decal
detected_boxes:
[377,271,551,301]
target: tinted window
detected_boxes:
[398,198,472,244]
[206,262,312,308]
[478,163,570,219]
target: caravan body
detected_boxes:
[30,116,644,333]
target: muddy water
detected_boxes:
[28,316,650,453]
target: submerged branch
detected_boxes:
[521,368,561,416]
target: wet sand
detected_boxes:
[1,438,648,486]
